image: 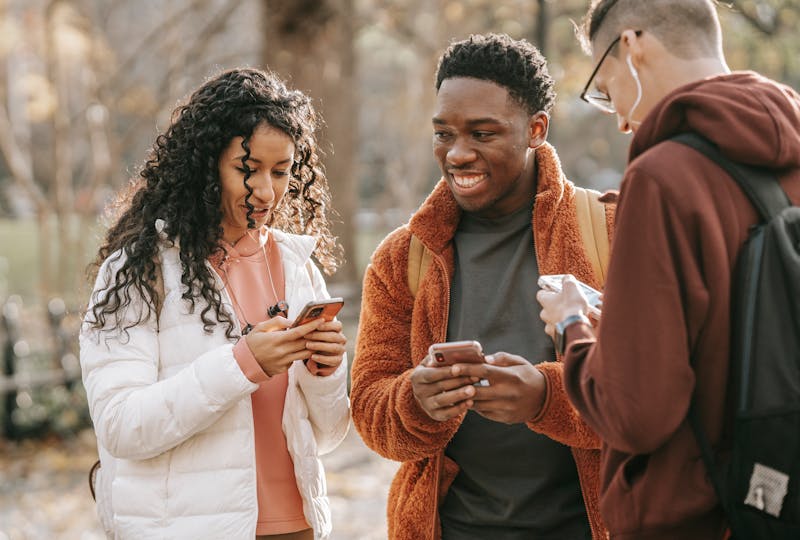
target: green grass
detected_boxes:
[0,217,103,306]
[0,218,396,306]
[0,219,43,301]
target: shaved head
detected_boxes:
[580,0,723,59]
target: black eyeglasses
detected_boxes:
[580,30,643,114]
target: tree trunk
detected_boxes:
[46,1,75,296]
[535,0,549,56]
[261,0,358,284]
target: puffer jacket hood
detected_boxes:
[631,71,800,170]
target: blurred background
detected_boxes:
[0,0,798,538]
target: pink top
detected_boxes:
[213,229,309,535]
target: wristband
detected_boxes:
[555,313,591,355]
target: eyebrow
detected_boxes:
[231,156,293,166]
[432,117,505,126]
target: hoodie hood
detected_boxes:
[630,71,800,170]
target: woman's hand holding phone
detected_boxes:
[303,319,347,376]
[284,298,347,376]
[245,317,324,377]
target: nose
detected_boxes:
[617,114,631,134]
[446,137,477,167]
[247,172,275,205]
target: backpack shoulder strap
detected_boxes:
[408,233,433,297]
[670,133,791,220]
[574,186,611,284]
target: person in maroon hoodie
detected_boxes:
[537,1,800,539]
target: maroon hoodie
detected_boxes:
[562,72,800,539]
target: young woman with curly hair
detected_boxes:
[80,68,349,540]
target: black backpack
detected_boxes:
[672,133,800,539]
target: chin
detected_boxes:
[454,197,488,214]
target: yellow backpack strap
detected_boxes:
[575,187,610,284]
[408,234,433,297]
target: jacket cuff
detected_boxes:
[397,370,462,440]
[295,355,347,395]
[565,322,594,353]
[233,338,269,384]
[528,363,554,424]
[526,359,600,449]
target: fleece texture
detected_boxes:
[352,143,615,539]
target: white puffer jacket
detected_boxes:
[80,225,350,540]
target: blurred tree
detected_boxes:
[0,0,798,303]
[0,0,258,303]
[721,0,800,88]
[261,0,358,284]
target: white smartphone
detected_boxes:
[538,274,602,316]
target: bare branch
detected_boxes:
[724,0,779,35]
[96,0,212,95]
[0,106,47,211]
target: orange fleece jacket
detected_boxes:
[352,143,615,540]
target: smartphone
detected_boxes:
[428,340,485,366]
[290,297,344,328]
[538,274,602,314]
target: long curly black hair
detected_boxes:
[87,68,341,337]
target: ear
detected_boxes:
[621,29,645,66]
[528,111,549,148]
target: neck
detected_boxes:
[222,227,257,246]
[655,56,730,98]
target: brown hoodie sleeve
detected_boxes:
[562,166,701,454]
[351,228,462,461]
[523,189,617,451]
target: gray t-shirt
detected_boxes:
[439,203,591,540]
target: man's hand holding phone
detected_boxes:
[537,274,602,318]
[410,341,486,422]
[450,353,547,424]
[537,274,598,339]
[411,340,548,424]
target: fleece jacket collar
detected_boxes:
[408,142,571,256]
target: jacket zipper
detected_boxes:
[429,250,451,540]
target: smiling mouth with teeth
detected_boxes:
[244,206,270,216]
[451,173,487,189]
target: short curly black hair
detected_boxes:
[435,33,556,115]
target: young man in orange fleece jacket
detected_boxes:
[351,34,614,540]
[538,1,800,539]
